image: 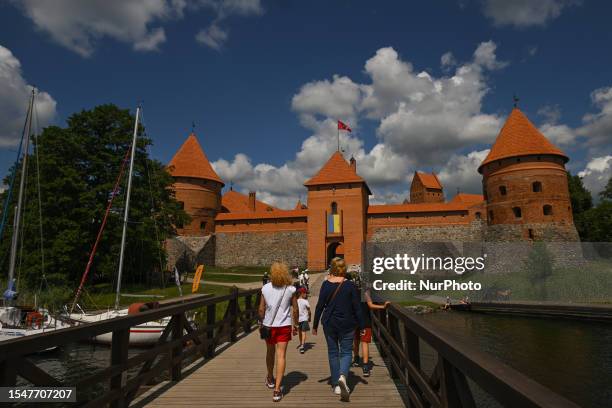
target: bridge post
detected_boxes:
[0,357,17,386]
[229,287,239,342]
[244,293,253,333]
[171,313,184,381]
[388,313,401,379]
[404,326,421,407]
[206,303,216,358]
[110,328,129,408]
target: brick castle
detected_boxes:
[166,107,579,271]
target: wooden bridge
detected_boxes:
[0,273,581,408]
[135,275,406,407]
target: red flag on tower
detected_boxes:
[337,120,352,132]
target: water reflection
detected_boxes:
[419,312,612,408]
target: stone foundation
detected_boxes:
[165,235,215,273]
[215,231,307,268]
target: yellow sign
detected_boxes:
[192,265,204,293]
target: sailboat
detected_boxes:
[67,105,172,346]
[0,89,69,343]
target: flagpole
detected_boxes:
[337,124,340,151]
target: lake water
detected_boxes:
[419,311,612,408]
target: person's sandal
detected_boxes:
[273,390,283,402]
[265,376,275,389]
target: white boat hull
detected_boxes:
[70,309,170,346]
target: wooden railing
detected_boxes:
[371,304,581,408]
[0,287,260,407]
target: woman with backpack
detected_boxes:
[258,262,299,402]
[312,257,364,402]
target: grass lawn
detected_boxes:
[203,273,262,283]
[430,259,612,303]
[204,266,268,275]
[82,282,240,310]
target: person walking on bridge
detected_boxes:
[259,262,299,402]
[313,257,364,402]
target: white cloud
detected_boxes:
[438,150,490,197]
[12,0,185,57]
[576,86,612,150]
[194,0,263,50]
[482,0,579,28]
[440,52,456,68]
[213,41,509,207]
[195,23,228,50]
[539,123,576,146]
[0,45,56,147]
[578,155,612,197]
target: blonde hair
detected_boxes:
[270,262,292,287]
[330,257,347,277]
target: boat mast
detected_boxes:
[7,89,35,301]
[114,105,140,310]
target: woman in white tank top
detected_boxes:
[258,262,298,402]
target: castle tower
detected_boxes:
[478,108,577,240]
[410,172,444,203]
[168,133,224,236]
[304,151,371,270]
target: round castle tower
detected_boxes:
[478,108,577,241]
[168,133,224,236]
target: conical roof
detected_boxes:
[304,151,366,186]
[479,108,567,172]
[168,133,224,184]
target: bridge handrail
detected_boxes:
[0,287,261,407]
[372,303,581,408]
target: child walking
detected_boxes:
[297,287,311,354]
[353,285,389,376]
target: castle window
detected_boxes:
[200,221,207,230]
[512,207,522,218]
[532,181,542,192]
[178,201,185,210]
[475,212,481,220]
[543,205,553,216]
[499,186,507,196]
[331,202,338,215]
[488,210,494,221]
[528,229,534,240]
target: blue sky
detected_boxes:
[1,0,611,207]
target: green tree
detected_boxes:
[567,173,593,240]
[600,176,612,201]
[567,173,593,213]
[524,241,554,299]
[0,105,189,296]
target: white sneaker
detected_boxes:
[333,385,341,395]
[338,375,350,401]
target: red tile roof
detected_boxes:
[479,108,568,172]
[304,151,367,186]
[216,209,308,221]
[414,172,442,190]
[221,190,278,213]
[451,193,485,205]
[368,202,469,214]
[168,133,224,184]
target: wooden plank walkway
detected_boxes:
[138,274,407,407]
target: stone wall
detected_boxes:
[484,222,579,242]
[215,231,307,268]
[368,221,485,243]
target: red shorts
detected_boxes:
[355,327,372,343]
[265,325,292,345]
